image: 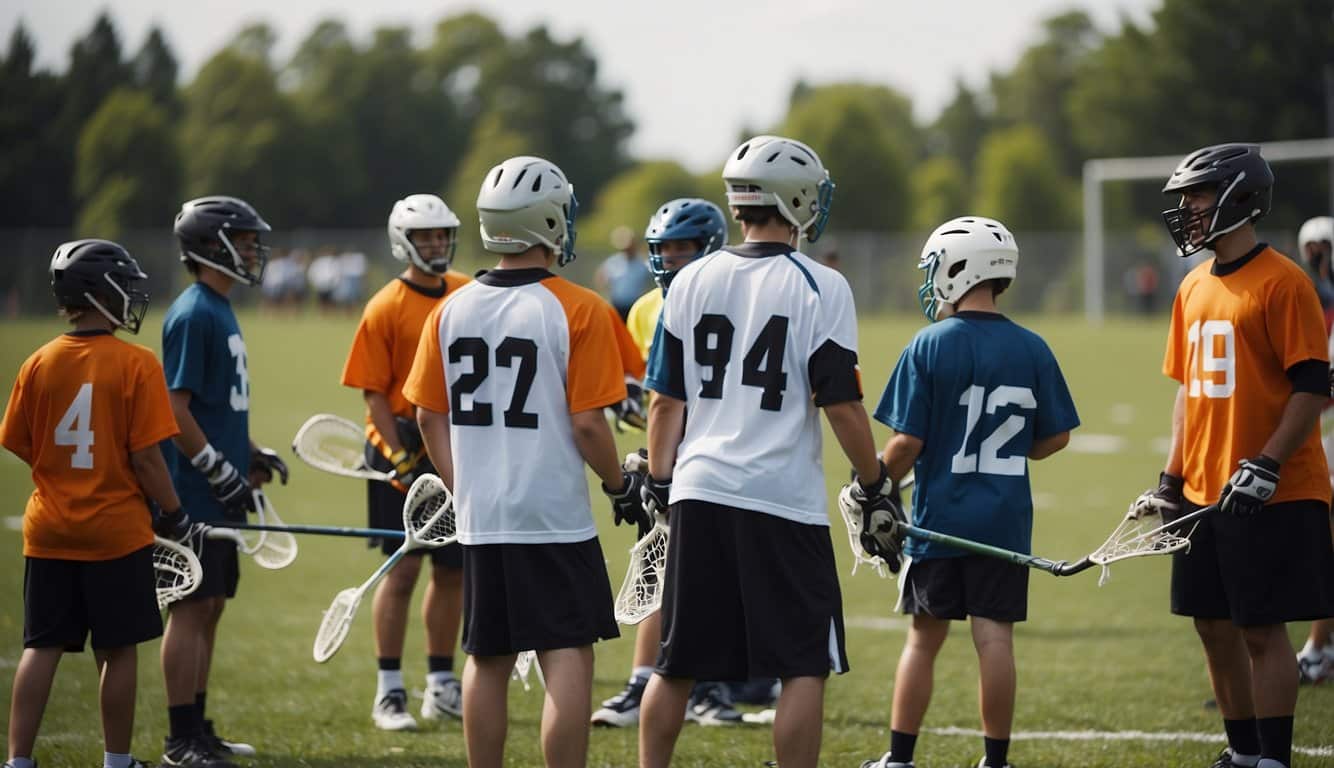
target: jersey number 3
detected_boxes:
[448,336,539,429]
[55,382,95,469]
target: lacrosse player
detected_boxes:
[340,194,471,730]
[1131,145,1334,768]
[639,136,889,768]
[2,241,186,768]
[403,155,647,768]
[593,198,752,727]
[858,217,1078,768]
[158,197,288,766]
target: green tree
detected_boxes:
[929,80,991,174]
[578,161,722,253]
[0,24,71,225]
[75,88,181,237]
[777,83,916,231]
[130,26,178,114]
[910,156,969,232]
[973,125,1076,230]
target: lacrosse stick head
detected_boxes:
[836,484,890,578]
[511,650,543,691]
[403,473,455,546]
[292,413,387,480]
[153,535,203,610]
[250,490,298,569]
[1086,507,1200,586]
[313,586,360,662]
[614,522,669,625]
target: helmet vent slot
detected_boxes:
[512,168,528,189]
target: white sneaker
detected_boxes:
[591,675,648,727]
[976,759,1013,768]
[685,682,742,726]
[372,688,419,731]
[1298,647,1333,684]
[421,677,463,720]
[859,753,912,768]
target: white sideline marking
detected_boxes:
[924,725,1334,758]
[845,615,909,632]
[1109,403,1136,426]
[1068,433,1127,454]
[3,515,20,531]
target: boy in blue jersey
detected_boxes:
[158,196,289,768]
[858,217,1079,768]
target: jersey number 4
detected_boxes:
[448,336,539,429]
[694,314,789,411]
[55,382,95,469]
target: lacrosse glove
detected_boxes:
[604,470,651,538]
[1128,472,1183,520]
[641,474,671,520]
[250,446,289,485]
[152,505,193,541]
[1219,456,1279,518]
[610,377,647,432]
[851,462,908,573]
[192,444,255,516]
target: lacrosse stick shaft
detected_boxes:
[902,524,1082,576]
[211,522,405,540]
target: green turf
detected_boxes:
[1,311,1332,767]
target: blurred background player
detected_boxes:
[639,135,884,768]
[404,155,648,768]
[1296,213,1334,685]
[594,198,756,727]
[1132,145,1334,768]
[160,196,289,767]
[595,225,653,321]
[340,194,470,730]
[2,241,185,768]
[858,217,1078,768]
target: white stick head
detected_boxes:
[313,587,360,663]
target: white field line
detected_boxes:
[3,515,20,531]
[925,725,1334,758]
[845,615,909,632]
[1067,433,1127,455]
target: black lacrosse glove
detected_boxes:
[851,461,907,573]
[395,416,424,456]
[604,470,651,538]
[641,474,672,520]
[192,444,255,516]
[610,377,647,432]
[152,505,193,541]
[1129,472,1183,520]
[250,446,289,485]
[1218,456,1280,518]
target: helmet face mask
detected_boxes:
[50,239,151,334]
[644,198,727,291]
[1160,143,1272,258]
[389,194,462,275]
[174,196,272,286]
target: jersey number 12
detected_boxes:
[951,384,1035,477]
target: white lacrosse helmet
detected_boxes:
[1299,216,1334,253]
[476,156,578,266]
[917,216,1018,322]
[388,194,461,275]
[722,135,835,242]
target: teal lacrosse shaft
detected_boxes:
[211,522,404,540]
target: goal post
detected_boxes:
[1082,137,1334,324]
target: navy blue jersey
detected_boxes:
[874,312,1078,560]
[161,282,251,522]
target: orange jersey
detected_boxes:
[608,301,647,380]
[1164,247,1330,506]
[0,332,180,560]
[341,272,470,456]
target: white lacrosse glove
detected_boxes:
[1219,456,1280,518]
[1128,472,1183,520]
[192,444,256,517]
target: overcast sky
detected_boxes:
[4,0,1158,171]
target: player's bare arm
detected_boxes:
[1164,384,1186,476]
[646,393,685,481]
[1261,391,1328,463]
[363,390,405,456]
[571,407,626,490]
[167,389,209,457]
[1029,431,1070,460]
[415,406,453,490]
[824,400,881,482]
[881,431,923,481]
[131,445,184,514]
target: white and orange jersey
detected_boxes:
[0,332,180,560]
[403,268,627,545]
[1165,246,1330,506]
[341,272,470,457]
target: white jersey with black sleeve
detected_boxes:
[644,242,862,526]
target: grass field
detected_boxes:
[1,310,1332,767]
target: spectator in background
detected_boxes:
[595,225,653,320]
[822,249,841,272]
[334,248,368,311]
[1123,261,1161,315]
[308,246,341,313]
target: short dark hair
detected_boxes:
[732,205,784,227]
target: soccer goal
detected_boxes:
[1082,137,1334,324]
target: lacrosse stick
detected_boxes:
[1082,503,1207,584]
[511,650,546,691]
[211,522,405,540]
[292,413,397,482]
[153,535,203,610]
[313,474,455,662]
[838,471,915,577]
[204,490,298,570]
[614,520,669,625]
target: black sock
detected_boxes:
[1256,716,1293,767]
[428,655,453,674]
[194,691,207,722]
[889,731,917,763]
[1224,717,1262,756]
[377,657,402,671]
[168,704,197,740]
[984,737,1010,767]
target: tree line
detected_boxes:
[0,0,1329,258]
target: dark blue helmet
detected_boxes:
[644,198,727,291]
[1161,143,1272,257]
[174,196,272,285]
[50,239,150,334]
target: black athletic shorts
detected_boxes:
[1171,499,1334,626]
[24,545,162,651]
[179,537,240,601]
[366,444,461,567]
[655,500,849,681]
[898,554,1029,623]
[461,537,619,657]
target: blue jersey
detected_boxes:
[161,282,251,522]
[874,312,1078,560]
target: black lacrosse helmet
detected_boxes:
[174,196,272,285]
[1161,143,1273,257]
[50,239,150,334]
